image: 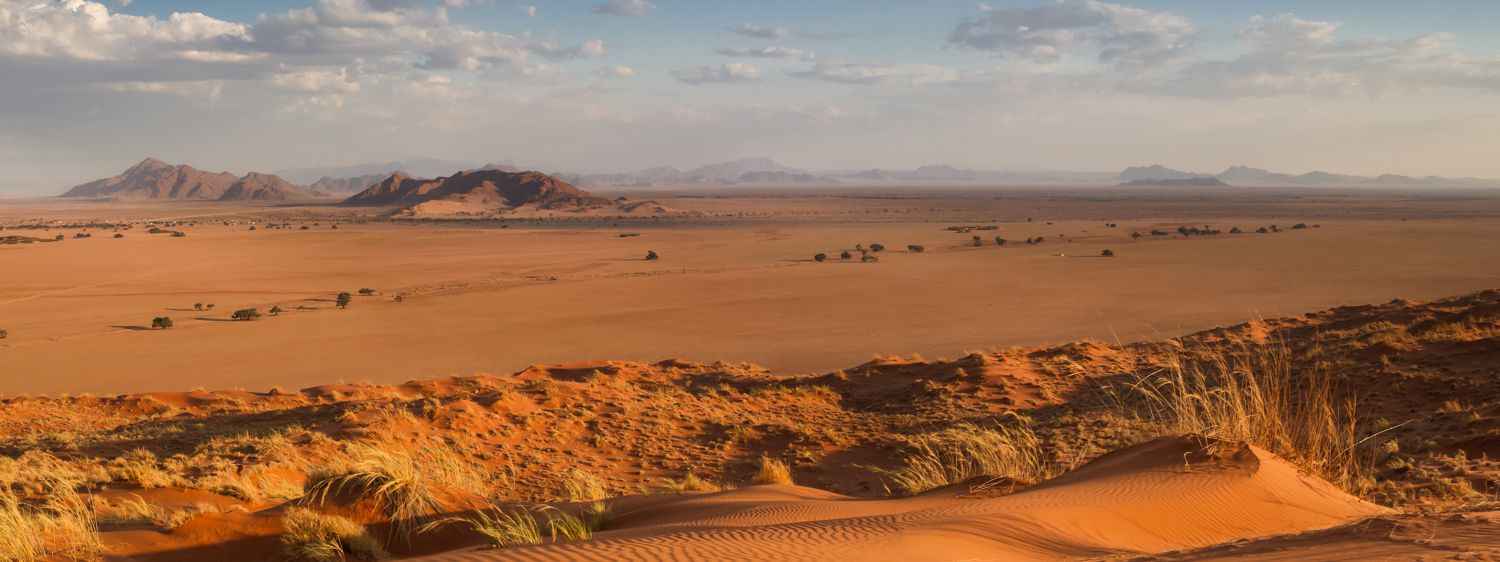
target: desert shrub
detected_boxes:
[840,251,852,259]
[1101,249,1115,257]
[907,245,924,253]
[972,236,982,246]
[170,231,186,238]
[206,304,215,310]
[1112,342,1370,494]
[995,237,1006,246]
[336,293,352,309]
[231,308,261,321]
[860,254,879,263]
[645,250,659,261]
[813,253,827,262]
[0,328,7,340]
[306,439,488,543]
[151,317,173,329]
[543,507,592,542]
[358,288,374,296]
[269,306,284,316]
[869,243,885,252]
[872,420,1053,495]
[113,233,124,238]
[752,456,793,485]
[281,507,387,562]
[193,303,203,311]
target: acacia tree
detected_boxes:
[358,288,375,295]
[645,250,660,261]
[840,250,852,259]
[151,317,173,329]
[231,308,260,321]
[269,306,284,316]
[194,303,204,311]
[1101,249,1116,257]
[814,253,827,262]
[336,292,352,309]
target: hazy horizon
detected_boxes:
[5,0,1500,192]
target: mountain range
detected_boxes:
[342,169,619,217]
[1119,164,1499,188]
[61,158,311,201]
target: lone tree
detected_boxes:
[995,237,1007,246]
[870,243,885,252]
[206,304,215,310]
[645,250,659,261]
[151,316,173,329]
[907,245,925,253]
[231,308,260,321]
[972,235,982,247]
[194,303,204,311]
[358,288,375,296]
[814,253,827,262]
[336,292,352,309]
[269,306,284,316]
[840,250,852,259]
[1101,249,1116,257]
[114,233,124,238]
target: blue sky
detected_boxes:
[3,0,1500,192]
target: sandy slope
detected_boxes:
[414,437,1387,562]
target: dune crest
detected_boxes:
[413,436,1386,561]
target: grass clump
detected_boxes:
[1116,341,1372,494]
[657,473,720,494]
[560,469,607,503]
[873,418,1053,495]
[752,456,793,485]
[423,506,543,549]
[281,507,388,562]
[306,439,488,544]
[0,489,102,561]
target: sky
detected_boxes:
[3,0,1500,192]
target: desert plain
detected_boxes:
[5,185,1500,395]
[2,184,1499,561]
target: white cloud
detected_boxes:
[790,61,956,86]
[594,65,635,78]
[591,0,655,17]
[728,22,788,39]
[1158,14,1500,98]
[715,46,813,61]
[527,39,606,62]
[672,63,763,85]
[519,4,536,17]
[949,0,1198,68]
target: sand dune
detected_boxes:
[415,437,1386,561]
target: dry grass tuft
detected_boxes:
[873,418,1054,495]
[306,438,489,543]
[560,469,607,503]
[0,488,102,561]
[421,505,543,549]
[281,507,388,562]
[657,473,720,494]
[752,456,793,485]
[1114,340,1373,494]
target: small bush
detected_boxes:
[658,473,720,494]
[645,250,659,261]
[336,293,352,309]
[1101,249,1115,257]
[813,253,827,262]
[358,288,374,296]
[151,317,173,329]
[231,308,260,321]
[281,507,387,562]
[872,421,1053,495]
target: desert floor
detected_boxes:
[4,185,1500,395]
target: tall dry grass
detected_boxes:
[306,438,489,543]
[0,488,102,561]
[873,417,1056,495]
[1113,340,1374,494]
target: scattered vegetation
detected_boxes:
[306,439,489,543]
